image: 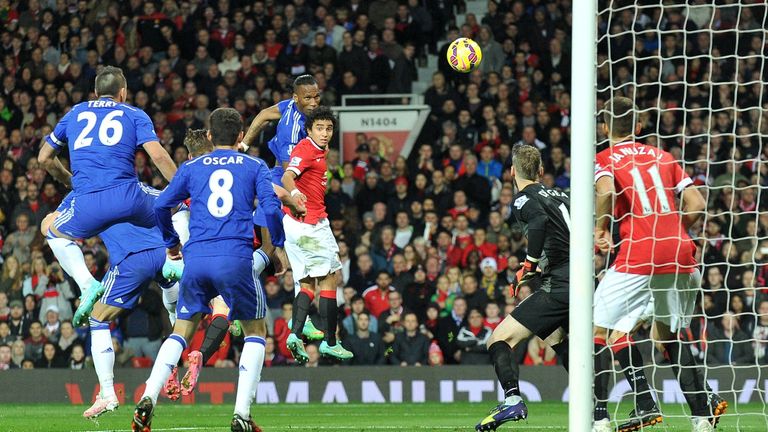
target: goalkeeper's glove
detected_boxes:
[513,257,539,295]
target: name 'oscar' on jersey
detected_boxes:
[46,97,158,193]
[153,149,284,258]
[511,183,571,273]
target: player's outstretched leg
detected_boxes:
[84,317,120,418]
[476,316,532,431]
[181,305,229,396]
[286,285,313,363]
[611,334,662,432]
[181,351,203,396]
[231,319,267,432]
[592,334,612,432]
[160,281,179,326]
[133,333,188,430]
[317,277,352,361]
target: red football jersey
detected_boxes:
[285,137,328,224]
[595,141,696,275]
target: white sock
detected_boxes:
[142,334,186,404]
[172,210,191,245]
[89,318,116,400]
[162,282,179,326]
[47,236,96,290]
[252,249,270,276]
[234,336,266,419]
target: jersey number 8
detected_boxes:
[74,111,124,149]
[207,169,234,217]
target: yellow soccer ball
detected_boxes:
[447,37,483,73]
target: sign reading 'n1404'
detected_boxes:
[341,111,419,130]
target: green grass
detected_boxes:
[0,402,766,431]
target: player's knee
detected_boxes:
[40,213,57,237]
[91,304,121,322]
[240,318,266,337]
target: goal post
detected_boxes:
[569,1,597,431]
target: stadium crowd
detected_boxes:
[0,0,766,371]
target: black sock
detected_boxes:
[551,339,569,372]
[489,341,520,398]
[594,341,611,421]
[199,315,229,364]
[665,341,709,416]
[292,291,312,337]
[320,293,338,345]
[614,344,655,411]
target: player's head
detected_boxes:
[184,128,214,158]
[603,96,640,139]
[305,106,336,148]
[94,66,127,102]
[208,108,243,147]
[292,74,320,115]
[510,144,542,183]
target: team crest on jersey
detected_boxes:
[289,156,302,167]
[514,195,529,209]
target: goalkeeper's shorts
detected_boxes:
[594,268,700,333]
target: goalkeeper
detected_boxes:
[475,144,571,432]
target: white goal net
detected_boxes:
[595,0,768,429]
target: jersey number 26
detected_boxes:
[74,111,124,150]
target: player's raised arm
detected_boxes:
[38,112,74,188]
[254,161,286,248]
[153,166,190,258]
[241,104,281,149]
[273,184,307,218]
[680,185,706,230]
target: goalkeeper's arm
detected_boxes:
[594,176,615,252]
[680,185,706,230]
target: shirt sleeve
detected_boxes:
[253,161,285,247]
[594,151,613,182]
[668,154,693,195]
[277,99,291,114]
[46,109,72,150]
[153,164,190,248]
[134,110,160,147]
[285,145,313,178]
[273,113,299,163]
[513,193,547,261]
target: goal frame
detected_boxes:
[569,1,597,430]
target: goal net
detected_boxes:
[595,0,768,429]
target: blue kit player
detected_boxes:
[40,194,180,420]
[240,74,320,185]
[241,74,324,341]
[133,108,293,432]
[38,66,178,327]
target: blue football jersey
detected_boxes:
[267,99,306,167]
[154,149,285,258]
[46,97,159,193]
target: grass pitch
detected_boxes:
[0,402,766,431]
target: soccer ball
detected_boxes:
[447,38,483,73]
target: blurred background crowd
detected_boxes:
[0,0,767,371]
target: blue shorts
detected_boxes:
[177,255,266,321]
[271,165,285,185]
[100,247,166,310]
[53,182,159,239]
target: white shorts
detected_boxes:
[594,268,700,333]
[283,216,341,281]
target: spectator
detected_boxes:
[41,305,61,343]
[345,292,376,330]
[348,253,376,294]
[36,262,74,322]
[753,300,768,364]
[12,182,50,228]
[123,289,164,361]
[10,340,25,369]
[305,343,320,368]
[0,344,11,370]
[0,322,12,345]
[3,213,37,265]
[402,265,433,320]
[7,300,29,339]
[391,312,429,366]
[23,320,46,362]
[363,271,396,318]
[707,312,753,366]
[36,341,65,368]
[344,312,386,365]
[478,257,506,301]
[57,321,80,358]
[524,337,558,366]
[21,256,48,298]
[372,226,401,273]
[69,343,86,369]
[461,274,490,313]
[456,308,492,364]
[0,292,9,321]
[438,297,467,364]
[264,336,288,367]
[379,290,408,343]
